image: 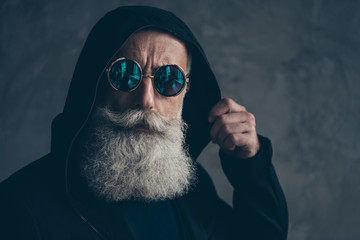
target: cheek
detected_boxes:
[159,93,185,118]
[99,86,132,111]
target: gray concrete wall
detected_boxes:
[1,0,359,239]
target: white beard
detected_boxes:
[80,106,196,202]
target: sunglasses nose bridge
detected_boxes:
[142,75,154,80]
[140,74,156,93]
[135,74,156,110]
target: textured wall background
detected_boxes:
[1,0,359,239]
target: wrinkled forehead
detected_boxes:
[113,28,188,69]
[118,28,187,53]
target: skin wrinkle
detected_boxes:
[80,30,196,202]
[102,29,189,118]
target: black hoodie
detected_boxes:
[0,6,288,240]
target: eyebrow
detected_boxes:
[146,60,181,73]
[109,56,182,74]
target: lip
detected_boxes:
[133,124,150,131]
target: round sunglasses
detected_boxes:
[106,57,189,97]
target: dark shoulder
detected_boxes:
[184,162,231,210]
[0,153,65,200]
[0,154,63,238]
[194,162,218,196]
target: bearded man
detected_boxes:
[0,6,288,240]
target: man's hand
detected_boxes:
[208,98,260,159]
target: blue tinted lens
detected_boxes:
[108,59,141,91]
[154,65,185,96]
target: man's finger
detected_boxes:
[215,122,252,145]
[208,98,246,123]
[210,113,251,143]
[223,132,252,151]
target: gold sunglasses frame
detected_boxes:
[106,57,189,97]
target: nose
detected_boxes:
[134,76,155,110]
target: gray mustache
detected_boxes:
[96,107,185,133]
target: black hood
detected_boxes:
[51,5,221,161]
